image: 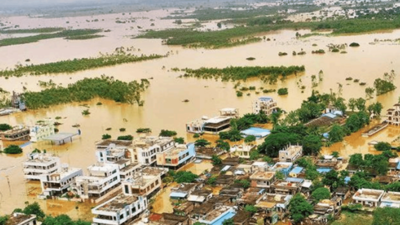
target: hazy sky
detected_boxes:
[2,0,109,7]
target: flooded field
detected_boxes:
[1,10,400,220]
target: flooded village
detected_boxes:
[1,0,400,224]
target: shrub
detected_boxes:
[159,129,177,137]
[374,142,392,151]
[0,123,12,131]
[117,135,133,140]
[349,42,360,47]
[136,128,151,133]
[102,134,111,140]
[278,88,288,95]
[3,145,23,154]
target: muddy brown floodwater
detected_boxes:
[1,10,400,220]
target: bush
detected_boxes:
[0,123,12,131]
[159,129,177,137]
[102,134,111,140]
[349,42,360,47]
[136,128,151,133]
[374,142,392,151]
[277,88,288,95]
[119,128,126,132]
[117,135,133,140]
[3,145,23,154]
[236,91,243,97]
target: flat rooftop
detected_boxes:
[280,145,302,156]
[133,136,172,148]
[24,154,58,164]
[6,213,35,225]
[256,194,292,208]
[88,164,118,173]
[95,194,138,212]
[273,181,300,188]
[126,175,158,187]
[250,171,275,180]
[96,139,133,147]
[120,162,140,172]
[48,167,81,179]
[353,189,384,200]
[161,145,188,157]
[203,206,232,221]
[240,127,271,138]
[273,162,293,169]
[172,183,197,192]
[141,167,168,176]
[44,132,77,141]
[382,192,400,202]
[204,116,230,124]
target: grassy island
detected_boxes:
[22,75,150,109]
[181,66,305,83]
[0,51,165,77]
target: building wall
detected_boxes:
[92,196,148,225]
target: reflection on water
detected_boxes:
[1,13,400,220]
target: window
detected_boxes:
[124,185,129,194]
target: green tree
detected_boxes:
[23,202,45,220]
[245,205,258,213]
[117,135,133,140]
[172,171,199,183]
[207,177,217,186]
[244,135,256,144]
[276,171,285,180]
[328,124,345,143]
[365,87,375,99]
[372,102,383,115]
[374,142,392,151]
[372,207,400,225]
[302,135,322,156]
[258,133,300,157]
[211,155,222,166]
[159,129,177,137]
[195,139,210,147]
[322,170,339,189]
[102,134,111,140]
[0,123,12,131]
[0,216,8,225]
[216,139,230,152]
[348,98,356,112]
[355,98,366,111]
[311,187,331,202]
[222,219,234,225]
[3,145,23,154]
[289,194,314,223]
[173,137,185,144]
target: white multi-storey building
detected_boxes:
[132,136,174,165]
[92,192,148,225]
[73,164,121,200]
[40,164,83,197]
[122,167,166,198]
[29,119,55,142]
[23,153,60,180]
[253,96,278,115]
[279,145,303,162]
[387,103,400,126]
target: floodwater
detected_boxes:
[1,9,400,220]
